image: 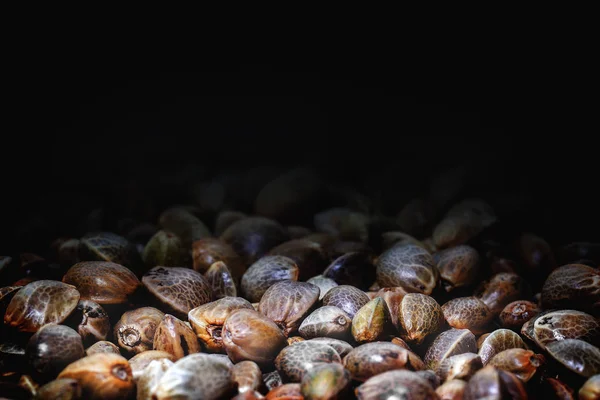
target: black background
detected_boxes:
[2,60,597,254]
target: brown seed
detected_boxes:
[545,339,600,378]
[113,307,165,355]
[463,365,527,400]
[85,341,120,356]
[78,231,144,275]
[541,377,576,400]
[263,370,283,392]
[136,358,174,400]
[57,353,134,400]
[436,379,467,400]
[188,296,254,353]
[259,281,320,336]
[321,285,370,319]
[27,324,85,378]
[488,348,544,382]
[4,280,80,332]
[432,199,496,249]
[579,374,600,400]
[298,306,352,340]
[397,293,444,344]
[36,378,82,400]
[205,261,238,299]
[220,216,290,266]
[533,309,600,349]
[142,266,212,319]
[192,237,246,283]
[434,245,480,292]
[424,328,478,371]
[478,329,527,366]
[69,300,110,345]
[441,296,493,335]
[153,314,201,360]
[355,369,437,400]
[377,286,408,331]
[343,342,425,382]
[376,244,439,295]
[308,338,353,359]
[474,272,531,315]
[62,261,140,305]
[241,255,299,303]
[499,300,540,331]
[275,341,341,383]
[266,383,303,400]
[541,264,600,315]
[437,353,483,382]
[269,239,329,281]
[142,229,187,268]
[391,337,411,350]
[128,350,176,381]
[152,353,234,400]
[222,308,287,367]
[232,360,263,394]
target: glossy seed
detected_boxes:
[308,338,354,358]
[136,358,174,400]
[424,328,478,371]
[153,314,201,360]
[437,353,483,382]
[323,252,376,291]
[321,285,370,319]
[352,297,394,343]
[533,309,600,349]
[114,307,165,355]
[306,275,338,300]
[300,362,350,400]
[397,293,444,344]
[128,350,176,381]
[478,329,528,366]
[275,341,342,383]
[541,264,600,315]
[269,239,329,281]
[442,296,493,335]
[545,339,600,378]
[36,378,82,400]
[463,365,527,400]
[259,281,320,336]
[192,238,246,283]
[27,324,85,378]
[205,261,237,299]
[475,272,530,315]
[488,348,544,382]
[241,255,299,303]
[298,306,352,340]
[499,300,540,331]
[343,342,425,382]
[355,369,437,400]
[579,374,600,400]
[436,379,467,400]
[85,341,120,356]
[434,245,480,292]
[142,230,186,268]
[376,244,439,295]
[232,360,263,394]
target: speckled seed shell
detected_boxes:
[321,285,370,319]
[265,383,303,400]
[437,353,483,382]
[259,281,320,336]
[533,309,600,349]
[520,309,555,343]
[352,297,394,343]
[205,261,237,299]
[4,280,80,332]
[579,374,600,400]
[398,293,444,344]
[62,261,140,305]
[463,365,527,400]
[269,239,329,281]
[308,338,354,359]
[478,329,527,366]
[375,244,439,295]
[72,300,110,344]
[57,353,134,400]
[499,300,540,330]
[142,230,186,268]
[241,255,299,303]
[153,314,201,360]
[232,361,263,394]
[35,378,82,400]
[142,266,212,319]
[441,297,493,334]
[86,341,120,356]
[300,362,350,400]
[377,287,408,331]
[188,296,254,353]
[27,324,85,377]
[355,369,437,400]
[129,350,176,381]
[546,339,600,378]
[274,341,342,382]
[136,358,174,400]
[436,379,467,400]
[541,264,600,315]
[114,307,165,355]
[192,238,246,283]
[475,272,530,315]
[424,328,478,371]
[344,342,425,382]
[220,217,290,266]
[263,370,283,392]
[434,245,480,292]
[222,309,288,367]
[153,353,233,400]
[488,348,544,382]
[79,232,138,266]
[306,275,338,300]
[298,306,352,340]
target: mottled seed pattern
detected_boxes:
[437,353,483,382]
[488,348,544,382]
[275,341,342,382]
[376,244,439,295]
[533,309,600,349]
[241,255,299,303]
[344,342,425,382]
[259,281,320,335]
[306,275,338,300]
[478,329,527,366]
[27,324,85,377]
[442,296,493,334]
[232,360,263,394]
[298,306,352,339]
[355,369,437,400]
[321,285,370,319]
[205,261,237,299]
[499,300,540,330]
[424,328,477,371]
[546,339,600,378]
[434,245,479,291]
[541,264,600,315]
[398,293,444,344]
